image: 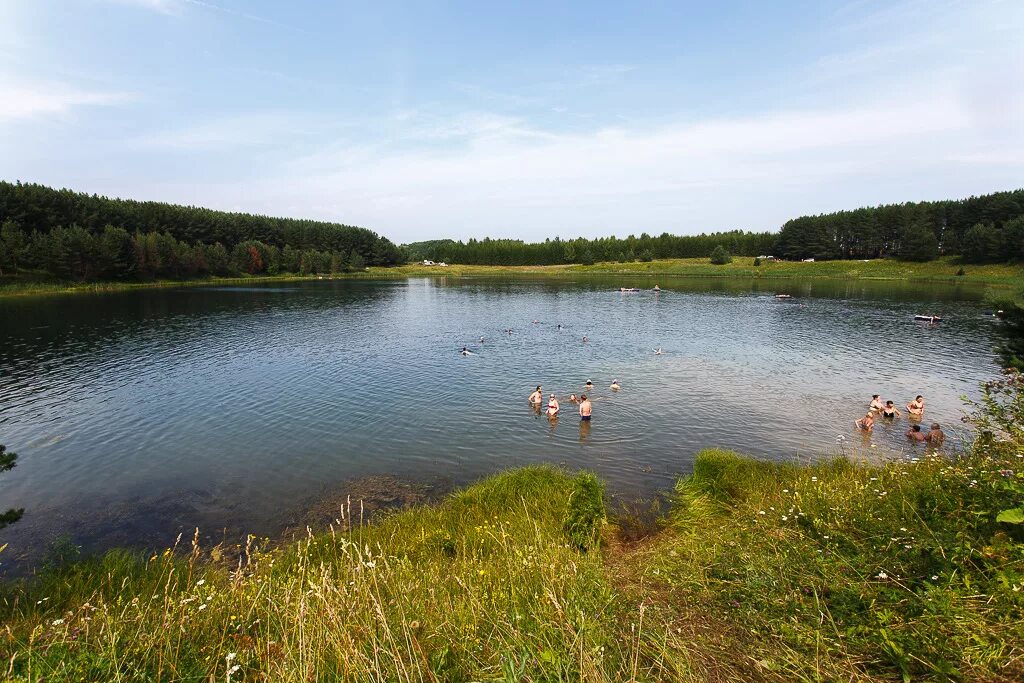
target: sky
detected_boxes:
[1,0,1022,244]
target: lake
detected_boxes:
[0,276,1005,569]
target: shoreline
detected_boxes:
[2,257,1022,298]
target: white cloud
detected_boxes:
[137,113,317,150]
[0,81,132,121]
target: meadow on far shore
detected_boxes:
[1,256,1022,298]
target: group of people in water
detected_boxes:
[855,393,945,447]
[528,379,620,420]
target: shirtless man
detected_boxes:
[907,395,925,416]
[528,386,543,405]
[547,394,560,416]
[906,424,928,442]
[610,379,621,391]
[881,401,901,419]
[855,412,875,431]
[869,395,884,412]
[578,394,592,421]
[927,423,945,447]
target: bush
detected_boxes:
[709,245,732,265]
[753,257,762,266]
[957,267,966,276]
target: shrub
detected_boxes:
[753,257,762,266]
[709,245,732,265]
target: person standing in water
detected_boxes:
[529,386,543,404]
[610,379,621,391]
[906,424,928,442]
[881,401,901,418]
[927,423,945,447]
[869,395,884,412]
[907,395,925,416]
[547,393,560,416]
[579,394,592,420]
[855,412,875,431]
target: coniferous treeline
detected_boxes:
[405,189,1024,266]
[0,181,401,280]
[775,189,1024,262]
[404,230,778,266]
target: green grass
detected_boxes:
[3,380,1023,681]
[368,257,1024,287]
[4,257,1022,298]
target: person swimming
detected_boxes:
[479,336,485,343]
[869,395,884,412]
[653,284,660,292]
[569,393,579,404]
[907,395,925,416]
[582,336,589,343]
[654,348,663,355]
[578,394,592,421]
[610,379,621,391]
[855,412,875,431]
[528,386,543,404]
[585,380,594,391]
[460,346,473,356]
[557,324,562,331]
[906,424,928,442]
[547,393,560,416]
[927,423,945,447]
[532,319,540,324]
[881,400,901,418]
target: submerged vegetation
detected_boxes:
[2,375,1023,681]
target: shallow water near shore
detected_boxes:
[0,276,1005,570]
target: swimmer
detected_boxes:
[585,380,594,391]
[557,324,562,331]
[579,394,592,421]
[610,379,621,391]
[582,335,589,343]
[569,393,579,404]
[855,412,875,431]
[907,395,925,416]
[479,336,484,343]
[881,400,901,418]
[547,393,560,416]
[906,424,928,442]
[528,386,543,404]
[460,346,473,356]
[653,284,660,292]
[869,395,884,412]
[654,348,663,355]
[927,423,945,447]
[532,319,540,324]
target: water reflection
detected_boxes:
[0,276,1003,568]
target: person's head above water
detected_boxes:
[911,424,921,432]
[580,393,587,400]
[536,385,542,391]
[872,394,880,400]
[886,400,894,407]
[916,395,923,401]
[931,422,941,430]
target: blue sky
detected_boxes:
[1,0,1022,243]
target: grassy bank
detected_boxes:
[369,257,1024,287]
[3,375,1023,681]
[3,257,1022,298]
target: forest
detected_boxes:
[0,181,402,280]
[406,189,1024,266]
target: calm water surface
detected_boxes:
[0,277,1004,567]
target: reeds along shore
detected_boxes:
[2,373,1023,682]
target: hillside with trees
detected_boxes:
[0,181,402,281]
[406,189,1024,266]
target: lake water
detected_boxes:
[0,277,1005,569]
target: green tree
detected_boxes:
[349,248,366,271]
[961,223,1004,263]
[709,244,732,265]
[898,223,939,262]
[0,445,23,530]
[0,220,27,276]
[98,225,137,279]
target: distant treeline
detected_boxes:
[0,181,402,280]
[406,189,1024,266]
[404,231,778,266]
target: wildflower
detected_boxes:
[931,575,939,581]
[900,528,907,532]
[52,618,65,626]
[781,516,788,521]
[876,571,888,579]
[811,477,818,482]
[758,510,766,515]
[226,652,237,662]
[999,469,1014,477]
[198,604,207,611]
[196,579,205,586]
[782,489,790,493]
[478,569,486,576]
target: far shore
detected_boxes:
[1,256,1022,298]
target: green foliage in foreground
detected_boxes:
[2,378,1024,681]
